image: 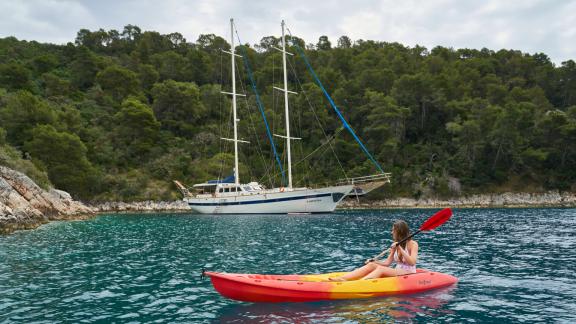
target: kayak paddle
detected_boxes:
[370,208,453,261]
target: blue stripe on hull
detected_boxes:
[187,193,332,206]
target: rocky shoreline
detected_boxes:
[340,191,576,209]
[0,166,94,234]
[91,200,189,213]
[2,163,574,235]
[91,190,576,213]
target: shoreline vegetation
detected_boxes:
[0,27,574,205]
[1,26,576,233]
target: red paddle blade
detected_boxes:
[419,208,452,231]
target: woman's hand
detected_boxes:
[390,242,398,250]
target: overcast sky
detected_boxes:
[0,0,574,64]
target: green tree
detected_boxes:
[337,36,352,49]
[132,31,174,64]
[256,36,279,52]
[138,64,159,91]
[69,46,100,89]
[151,51,187,81]
[113,98,161,163]
[24,125,96,198]
[358,68,396,94]
[0,62,35,92]
[317,36,331,50]
[30,54,59,75]
[391,73,438,135]
[0,91,57,146]
[41,73,72,97]
[196,34,230,52]
[186,49,212,84]
[121,25,142,42]
[446,117,484,172]
[535,109,576,188]
[151,80,206,136]
[96,65,140,101]
[75,28,108,51]
[363,91,410,163]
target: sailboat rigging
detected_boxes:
[174,19,390,214]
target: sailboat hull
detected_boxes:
[184,185,353,214]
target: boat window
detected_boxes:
[243,186,251,191]
[218,188,223,193]
[224,188,230,193]
[230,187,237,192]
[332,192,345,202]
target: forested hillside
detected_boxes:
[0,25,575,201]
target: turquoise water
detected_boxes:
[1,208,575,323]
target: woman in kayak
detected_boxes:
[330,220,418,281]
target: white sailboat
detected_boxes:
[174,19,389,214]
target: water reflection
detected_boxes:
[214,286,456,323]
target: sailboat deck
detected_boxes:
[194,186,309,199]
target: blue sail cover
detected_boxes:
[207,174,235,184]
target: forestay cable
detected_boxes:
[286,27,385,174]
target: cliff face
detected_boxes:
[0,165,94,234]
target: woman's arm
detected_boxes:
[397,241,418,265]
[366,243,396,266]
[374,258,391,267]
[376,243,397,266]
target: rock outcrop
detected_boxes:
[341,191,576,209]
[0,165,94,234]
[92,200,189,213]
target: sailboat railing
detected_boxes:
[336,173,392,186]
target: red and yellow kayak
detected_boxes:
[205,269,458,303]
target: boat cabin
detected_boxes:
[192,181,265,198]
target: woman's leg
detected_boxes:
[329,262,378,281]
[362,266,410,279]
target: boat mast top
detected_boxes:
[281,20,293,189]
